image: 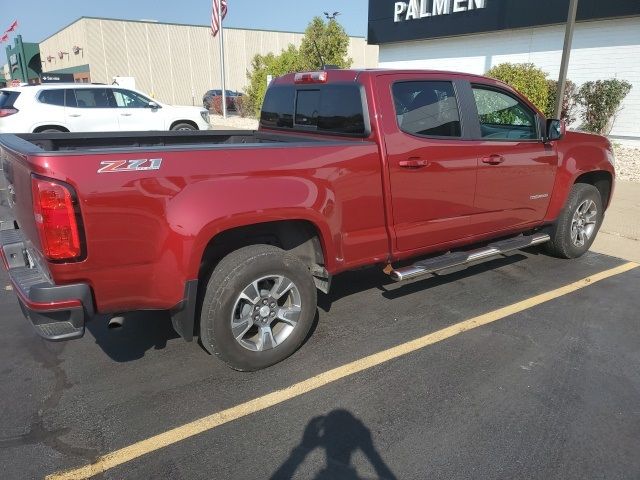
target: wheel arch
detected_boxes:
[170,119,199,130]
[197,219,331,291]
[32,124,70,133]
[574,170,613,209]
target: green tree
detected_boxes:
[245,16,353,116]
[486,63,549,114]
[245,45,303,117]
[299,17,353,70]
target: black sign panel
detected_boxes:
[368,0,640,44]
[40,73,75,83]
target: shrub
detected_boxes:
[486,63,549,113]
[245,44,302,117]
[576,79,632,135]
[546,79,578,123]
[234,95,249,118]
[210,95,224,115]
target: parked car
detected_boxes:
[0,69,615,371]
[0,84,210,133]
[203,89,244,111]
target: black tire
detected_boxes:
[200,245,317,371]
[544,183,603,259]
[171,122,197,131]
[36,128,67,133]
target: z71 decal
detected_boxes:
[98,158,163,174]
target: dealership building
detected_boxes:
[38,17,378,106]
[369,0,640,140]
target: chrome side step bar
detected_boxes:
[389,233,550,282]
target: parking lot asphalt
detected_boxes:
[0,239,638,480]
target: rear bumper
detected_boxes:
[0,226,94,341]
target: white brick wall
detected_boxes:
[378,17,640,138]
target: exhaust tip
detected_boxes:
[108,316,125,330]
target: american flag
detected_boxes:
[211,0,228,37]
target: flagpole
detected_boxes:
[218,0,227,119]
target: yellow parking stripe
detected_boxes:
[47,261,638,480]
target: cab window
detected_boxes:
[261,84,366,136]
[392,81,462,138]
[113,89,151,108]
[72,89,115,108]
[472,86,538,140]
[38,89,65,107]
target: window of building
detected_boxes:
[472,86,538,140]
[392,81,461,138]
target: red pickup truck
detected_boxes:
[0,69,615,370]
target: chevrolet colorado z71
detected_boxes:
[0,69,615,370]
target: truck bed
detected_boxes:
[5,130,335,154]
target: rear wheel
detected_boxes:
[544,183,603,259]
[35,127,67,133]
[171,122,197,131]
[200,245,317,371]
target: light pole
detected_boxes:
[323,11,340,21]
[555,0,579,119]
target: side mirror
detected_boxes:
[147,101,161,109]
[545,118,565,142]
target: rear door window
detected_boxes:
[392,81,462,138]
[72,89,115,108]
[0,91,20,108]
[38,89,65,107]
[261,84,366,136]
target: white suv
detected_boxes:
[0,84,211,133]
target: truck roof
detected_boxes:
[272,68,518,102]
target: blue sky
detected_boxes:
[1,0,369,43]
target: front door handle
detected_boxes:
[481,154,505,165]
[120,113,133,117]
[399,158,429,169]
[68,114,81,118]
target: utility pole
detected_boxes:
[555,0,579,119]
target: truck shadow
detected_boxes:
[86,251,532,362]
[86,311,180,363]
[318,251,530,312]
[270,409,397,480]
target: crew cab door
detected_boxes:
[376,74,478,253]
[468,84,557,233]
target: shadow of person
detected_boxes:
[270,409,397,480]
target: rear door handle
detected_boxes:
[481,154,505,165]
[399,158,430,169]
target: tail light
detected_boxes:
[0,108,18,117]
[31,176,82,261]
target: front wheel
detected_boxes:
[171,122,197,131]
[200,245,317,371]
[544,183,604,259]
